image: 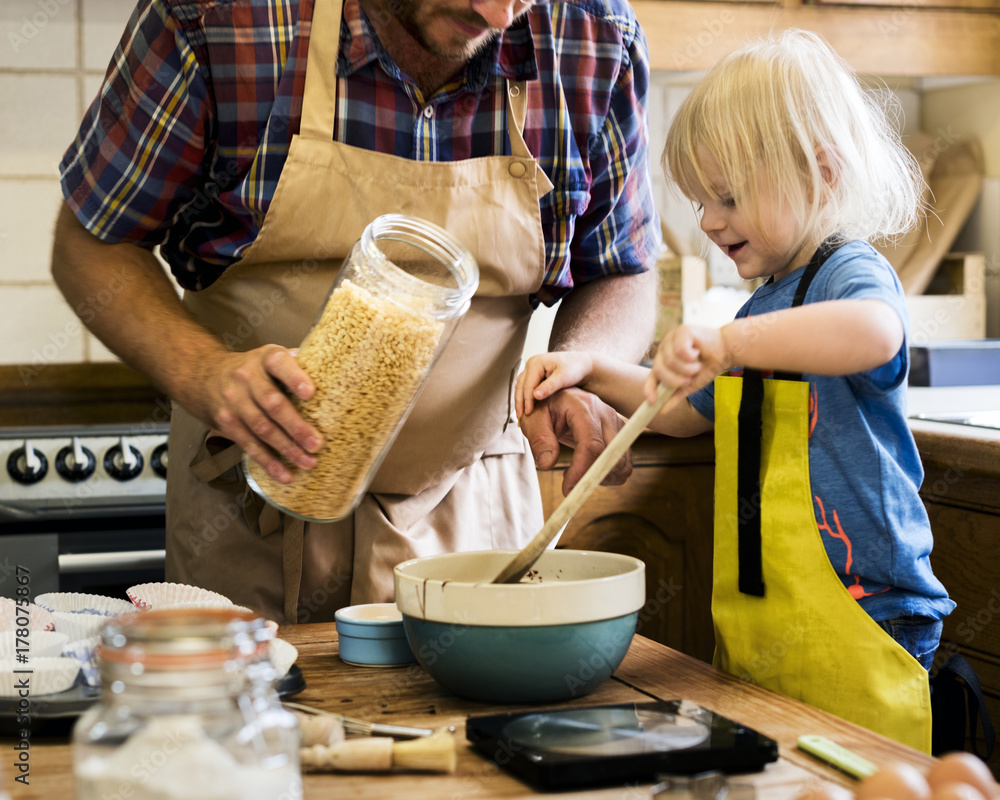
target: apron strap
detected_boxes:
[736,368,766,596]
[300,0,342,140]
[773,238,844,381]
[506,81,555,199]
[283,517,306,623]
[736,236,844,597]
[190,440,244,483]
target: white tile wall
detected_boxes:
[0,285,86,365]
[0,179,63,283]
[0,0,77,70]
[0,73,78,177]
[82,0,136,72]
[0,0,134,367]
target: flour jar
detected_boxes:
[243,213,479,522]
[73,608,301,800]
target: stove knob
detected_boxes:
[6,439,48,484]
[151,442,168,479]
[56,437,97,482]
[104,436,144,481]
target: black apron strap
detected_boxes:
[737,367,766,596]
[931,652,996,760]
[736,237,843,597]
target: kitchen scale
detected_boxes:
[466,700,779,791]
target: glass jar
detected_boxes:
[243,213,479,522]
[73,608,301,800]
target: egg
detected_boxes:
[928,753,998,800]
[856,762,932,800]
[930,783,988,800]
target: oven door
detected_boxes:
[0,510,165,599]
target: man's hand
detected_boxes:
[183,345,323,484]
[519,386,631,495]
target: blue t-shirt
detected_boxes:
[689,241,955,623]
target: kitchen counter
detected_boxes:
[7,625,934,800]
[908,386,1000,477]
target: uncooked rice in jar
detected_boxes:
[247,279,444,519]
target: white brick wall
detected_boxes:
[0,0,135,367]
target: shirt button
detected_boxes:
[508,161,527,178]
[423,106,433,118]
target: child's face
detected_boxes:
[691,153,814,283]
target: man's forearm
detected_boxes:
[548,270,657,363]
[52,203,322,478]
[50,203,227,407]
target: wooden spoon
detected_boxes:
[490,383,675,584]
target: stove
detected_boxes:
[0,423,169,598]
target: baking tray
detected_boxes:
[0,664,305,737]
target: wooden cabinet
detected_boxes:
[632,0,1000,75]
[915,428,1000,771]
[0,364,168,427]
[539,433,717,664]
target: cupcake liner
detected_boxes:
[127,582,232,609]
[62,636,100,687]
[0,598,56,633]
[34,592,134,617]
[157,601,251,614]
[51,610,110,642]
[268,638,298,678]
[0,631,68,658]
[0,656,80,696]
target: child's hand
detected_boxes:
[515,352,594,419]
[644,324,729,403]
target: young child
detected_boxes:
[516,29,953,753]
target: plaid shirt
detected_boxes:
[60,0,659,306]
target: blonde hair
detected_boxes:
[663,29,925,252]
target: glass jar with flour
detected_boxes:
[73,608,300,800]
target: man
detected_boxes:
[52,0,660,623]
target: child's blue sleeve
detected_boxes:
[815,247,910,395]
[687,381,716,422]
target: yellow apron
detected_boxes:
[165,0,551,623]
[711,245,932,752]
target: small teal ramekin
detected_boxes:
[334,603,416,667]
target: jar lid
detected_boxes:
[97,607,273,670]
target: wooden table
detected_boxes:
[6,625,934,799]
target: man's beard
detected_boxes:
[395,3,502,61]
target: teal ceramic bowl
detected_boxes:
[393,550,645,703]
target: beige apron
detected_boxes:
[165,0,552,623]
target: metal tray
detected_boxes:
[910,411,1000,430]
[0,664,305,737]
